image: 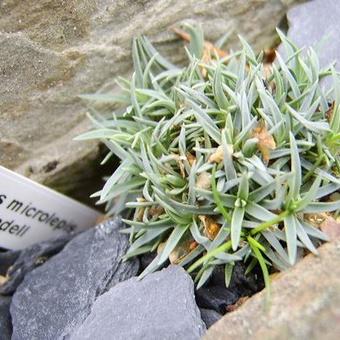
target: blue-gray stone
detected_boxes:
[70,265,206,340]
[10,219,139,340]
[199,308,222,329]
[0,234,71,295]
[0,250,19,277]
[286,0,340,71]
[0,295,12,340]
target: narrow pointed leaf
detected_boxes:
[231,207,245,250]
[158,225,190,265]
[284,214,298,265]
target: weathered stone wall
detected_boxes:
[0,0,300,204]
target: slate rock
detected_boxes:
[286,0,340,78]
[0,233,72,295]
[139,251,157,273]
[70,265,206,340]
[200,308,222,329]
[196,263,263,314]
[196,286,238,314]
[0,295,12,340]
[10,218,139,340]
[210,263,263,295]
[0,250,19,276]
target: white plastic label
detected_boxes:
[0,166,102,250]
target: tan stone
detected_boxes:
[204,240,340,340]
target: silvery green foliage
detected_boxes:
[77,25,340,288]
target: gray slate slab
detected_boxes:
[0,295,12,340]
[10,219,139,340]
[200,308,222,329]
[0,250,19,276]
[0,234,72,295]
[286,0,340,70]
[70,265,206,340]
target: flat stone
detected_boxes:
[139,251,157,272]
[0,234,72,295]
[196,286,238,314]
[10,219,139,340]
[204,240,340,340]
[70,265,206,340]
[200,308,222,329]
[286,0,340,70]
[195,263,263,314]
[0,295,12,340]
[0,250,19,277]
[213,263,263,295]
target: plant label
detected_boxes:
[0,166,102,250]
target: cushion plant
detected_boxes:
[77,25,340,291]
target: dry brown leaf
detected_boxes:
[173,27,228,77]
[189,240,199,251]
[95,214,109,225]
[199,215,221,240]
[320,215,340,241]
[196,171,211,190]
[186,152,196,166]
[208,145,234,164]
[264,48,276,63]
[172,27,191,42]
[135,208,145,222]
[169,246,187,264]
[172,153,186,178]
[157,242,166,255]
[305,213,340,241]
[330,192,340,202]
[208,145,224,163]
[172,27,227,59]
[326,101,335,122]
[225,296,249,312]
[135,197,147,221]
[169,249,180,264]
[305,212,328,228]
[148,205,165,219]
[263,64,273,81]
[0,275,8,286]
[252,121,276,162]
[169,239,198,264]
[270,271,283,281]
[203,40,228,59]
[201,41,228,76]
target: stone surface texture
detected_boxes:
[0,234,72,295]
[204,240,340,340]
[286,0,340,71]
[0,250,19,277]
[70,265,206,340]
[0,0,300,202]
[200,308,222,329]
[10,219,139,340]
[0,295,12,340]
[195,262,263,314]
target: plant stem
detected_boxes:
[250,210,290,235]
[248,236,271,307]
[303,154,324,182]
[188,240,232,273]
